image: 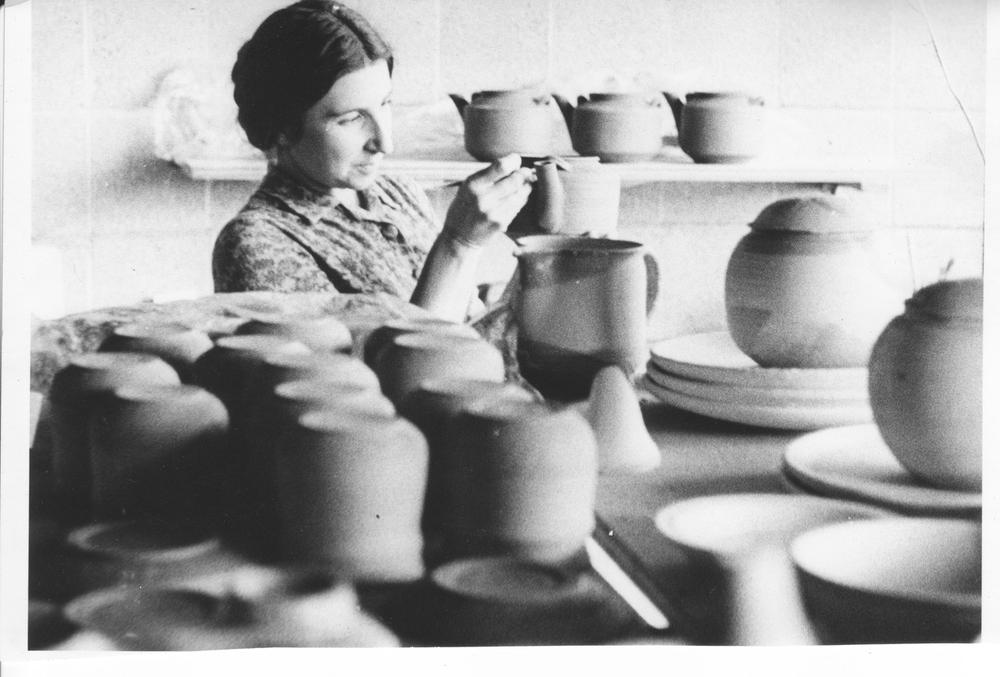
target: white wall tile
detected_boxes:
[778,0,893,109]
[355,0,440,103]
[31,0,87,113]
[439,0,550,94]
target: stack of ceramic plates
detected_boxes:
[782,424,981,518]
[642,332,872,430]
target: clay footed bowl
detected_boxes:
[235,313,353,353]
[363,317,481,369]
[790,517,981,644]
[375,332,505,405]
[100,322,213,383]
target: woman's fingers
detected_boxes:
[466,154,526,193]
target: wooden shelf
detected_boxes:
[177,155,890,190]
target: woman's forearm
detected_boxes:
[410,234,483,322]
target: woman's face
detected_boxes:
[277,59,394,192]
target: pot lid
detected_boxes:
[749,196,874,233]
[905,278,982,322]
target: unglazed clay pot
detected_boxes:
[507,157,621,237]
[88,384,229,527]
[235,313,353,353]
[515,235,648,400]
[664,91,766,164]
[724,196,907,368]
[375,332,505,405]
[362,317,481,369]
[48,353,181,517]
[99,322,213,383]
[450,89,560,160]
[274,410,428,581]
[442,399,598,563]
[556,92,668,162]
[399,378,534,564]
[868,278,983,490]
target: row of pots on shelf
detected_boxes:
[451,89,766,163]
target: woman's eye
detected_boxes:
[335,113,364,126]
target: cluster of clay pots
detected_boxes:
[452,87,767,164]
[723,194,982,491]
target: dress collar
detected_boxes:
[257,164,393,226]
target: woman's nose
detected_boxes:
[365,109,394,155]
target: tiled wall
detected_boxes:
[31,0,986,339]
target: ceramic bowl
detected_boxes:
[274,410,428,582]
[100,322,213,382]
[654,493,887,567]
[47,352,181,516]
[362,317,481,369]
[442,399,598,562]
[790,517,981,643]
[868,278,983,490]
[235,313,353,353]
[87,384,229,526]
[375,332,505,405]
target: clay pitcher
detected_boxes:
[514,235,648,400]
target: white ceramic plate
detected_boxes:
[642,376,872,430]
[782,424,981,517]
[654,493,887,564]
[645,360,868,405]
[648,332,868,390]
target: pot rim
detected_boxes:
[514,235,644,256]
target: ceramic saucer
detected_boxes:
[645,360,868,405]
[649,332,867,390]
[642,376,872,430]
[782,424,981,517]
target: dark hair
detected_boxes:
[232,1,393,151]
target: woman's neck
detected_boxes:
[273,151,360,209]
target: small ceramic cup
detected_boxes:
[375,333,505,405]
[47,352,181,518]
[441,399,598,562]
[235,313,353,354]
[362,317,482,369]
[87,383,230,527]
[99,322,213,383]
[274,410,428,582]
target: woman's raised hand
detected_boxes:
[441,154,535,249]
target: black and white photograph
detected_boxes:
[1,0,996,673]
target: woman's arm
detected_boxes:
[410,154,532,321]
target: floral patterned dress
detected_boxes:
[213,165,440,297]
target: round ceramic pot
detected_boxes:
[47,353,181,518]
[515,235,648,400]
[508,157,621,237]
[442,399,598,562]
[398,378,534,563]
[362,317,481,369]
[568,92,667,162]
[274,410,428,581]
[60,521,235,599]
[252,568,359,646]
[87,384,229,527]
[724,196,907,368]
[99,322,213,383]
[456,89,559,160]
[258,351,380,393]
[868,278,982,490]
[375,332,505,405]
[235,314,353,354]
[676,91,766,164]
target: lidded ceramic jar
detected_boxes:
[668,91,766,164]
[868,278,983,490]
[47,353,181,517]
[724,196,907,368]
[564,92,667,162]
[99,322,213,383]
[273,410,428,581]
[452,89,560,160]
[441,399,598,563]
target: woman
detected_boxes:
[213,0,533,322]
